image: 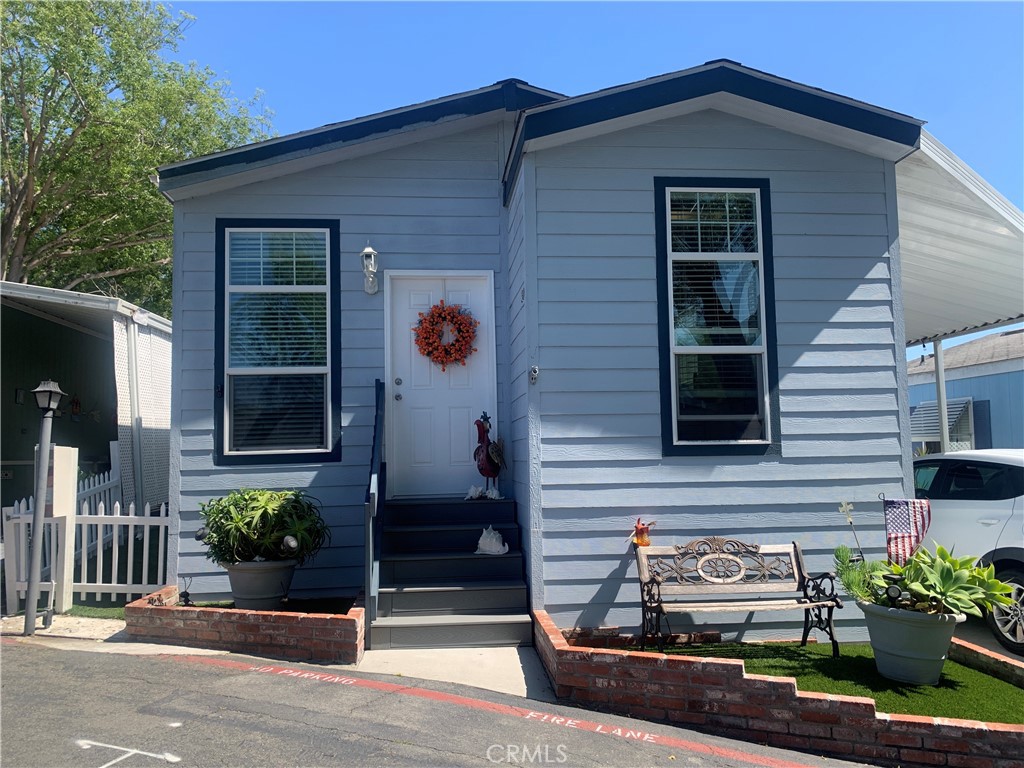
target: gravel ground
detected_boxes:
[1,613,127,641]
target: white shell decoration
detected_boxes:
[475,525,509,555]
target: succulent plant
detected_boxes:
[834,543,1012,617]
[197,489,330,567]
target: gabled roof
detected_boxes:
[501,59,924,202]
[907,329,1024,376]
[159,60,924,203]
[155,61,1020,348]
[158,79,563,201]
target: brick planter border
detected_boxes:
[532,610,1023,768]
[125,586,364,665]
[949,638,1024,689]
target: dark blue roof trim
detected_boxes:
[162,81,560,183]
[503,65,922,204]
[529,66,921,147]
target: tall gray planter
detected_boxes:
[858,600,965,685]
[223,560,298,610]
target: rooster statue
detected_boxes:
[473,412,505,494]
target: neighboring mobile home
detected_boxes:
[0,281,172,509]
[157,60,1022,647]
[908,328,1024,451]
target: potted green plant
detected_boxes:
[197,489,331,610]
[834,544,1011,685]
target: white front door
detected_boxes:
[386,272,497,498]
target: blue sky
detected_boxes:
[168,1,1024,353]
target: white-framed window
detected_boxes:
[215,220,340,463]
[664,185,772,446]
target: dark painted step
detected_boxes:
[383,498,517,526]
[377,580,528,616]
[381,523,521,554]
[370,497,527,649]
[369,612,533,649]
[380,551,523,583]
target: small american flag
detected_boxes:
[883,498,932,565]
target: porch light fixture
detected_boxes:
[24,379,66,636]
[361,244,379,295]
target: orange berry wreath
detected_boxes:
[412,300,479,371]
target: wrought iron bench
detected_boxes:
[634,536,843,657]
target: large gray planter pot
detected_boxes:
[858,600,965,685]
[223,560,297,610]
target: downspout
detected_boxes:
[933,339,950,453]
[126,312,145,507]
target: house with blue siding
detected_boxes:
[908,329,1024,451]
[158,60,997,648]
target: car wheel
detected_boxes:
[986,568,1024,656]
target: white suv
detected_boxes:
[913,449,1024,655]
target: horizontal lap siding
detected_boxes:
[172,126,505,599]
[506,168,532,556]
[532,111,903,636]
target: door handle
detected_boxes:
[394,394,402,401]
[977,518,1000,526]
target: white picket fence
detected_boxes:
[75,466,123,561]
[3,462,124,575]
[2,499,169,611]
[78,467,122,526]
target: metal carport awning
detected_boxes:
[897,131,1024,348]
[896,132,1022,452]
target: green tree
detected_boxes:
[1,1,272,316]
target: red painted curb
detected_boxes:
[174,654,821,768]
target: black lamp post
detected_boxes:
[23,379,66,636]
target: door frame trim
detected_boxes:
[383,269,498,498]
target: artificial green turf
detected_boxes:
[654,642,1024,724]
[65,604,125,620]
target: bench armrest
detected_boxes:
[803,571,843,609]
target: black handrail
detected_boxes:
[363,380,386,627]
[365,379,385,506]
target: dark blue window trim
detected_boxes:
[655,178,781,457]
[214,218,343,467]
[165,82,558,183]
